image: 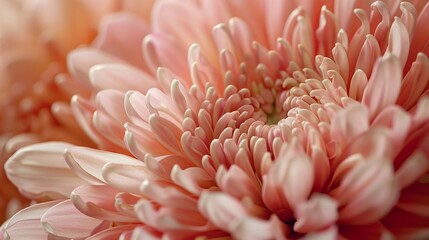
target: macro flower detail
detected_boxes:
[2,0,429,239]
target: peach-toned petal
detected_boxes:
[5,142,87,199]
[86,224,139,240]
[330,103,369,150]
[93,13,150,69]
[334,159,400,225]
[102,162,148,195]
[71,185,138,222]
[90,63,157,93]
[198,192,247,232]
[361,54,402,119]
[67,48,123,89]
[2,201,61,240]
[171,165,215,195]
[65,147,143,184]
[395,151,429,189]
[41,200,108,239]
[386,18,410,69]
[294,194,338,233]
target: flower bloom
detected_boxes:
[3,0,429,239]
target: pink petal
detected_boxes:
[361,54,402,119]
[3,220,48,240]
[216,165,262,205]
[86,224,138,240]
[71,185,138,222]
[263,0,293,45]
[386,18,410,69]
[5,142,87,199]
[371,105,411,152]
[334,159,400,224]
[67,48,123,89]
[231,215,287,240]
[395,151,429,189]
[102,162,148,195]
[355,34,381,76]
[348,69,368,101]
[93,13,150,69]
[152,0,216,64]
[268,141,314,210]
[397,53,429,109]
[70,95,104,147]
[90,63,157,94]
[198,192,247,232]
[124,123,171,158]
[40,200,108,239]
[65,146,143,184]
[294,194,338,233]
[3,201,61,239]
[171,165,215,195]
[330,103,369,150]
[148,114,183,155]
[143,33,189,79]
[95,90,129,124]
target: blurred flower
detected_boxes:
[0,0,155,223]
[3,0,429,239]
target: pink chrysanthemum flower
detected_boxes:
[3,0,429,239]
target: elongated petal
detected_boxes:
[86,224,138,240]
[41,200,108,239]
[361,54,402,119]
[90,63,157,93]
[294,194,338,233]
[93,13,150,68]
[65,147,143,184]
[5,142,87,199]
[102,163,148,195]
[2,201,61,240]
[67,48,123,89]
[71,185,138,222]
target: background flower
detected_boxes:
[0,0,155,223]
[2,0,429,239]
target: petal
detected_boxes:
[272,141,314,209]
[198,192,247,232]
[3,201,61,240]
[67,48,123,89]
[86,224,138,240]
[294,194,338,233]
[90,63,157,94]
[330,103,369,150]
[231,215,287,240]
[93,13,150,69]
[95,89,128,124]
[71,185,138,222]
[65,147,143,184]
[170,165,215,195]
[333,159,400,224]
[386,17,410,69]
[5,142,87,199]
[102,163,148,195]
[361,54,402,119]
[41,200,108,239]
[395,151,429,189]
[216,165,262,205]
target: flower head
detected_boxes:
[3,0,429,239]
